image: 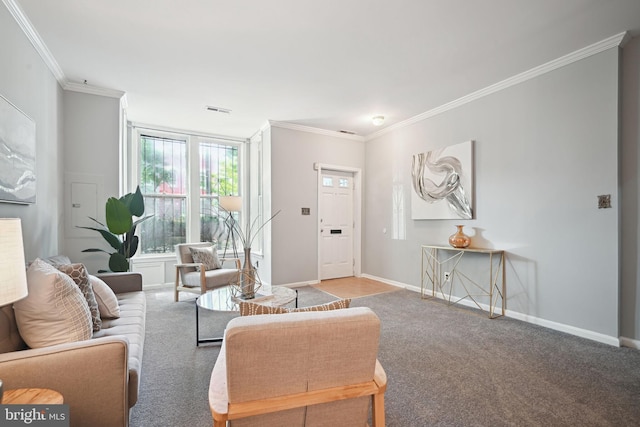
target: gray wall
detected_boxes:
[621,36,640,342]
[364,47,620,340]
[269,126,365,285]
[62,91,121,274]
[1,5,122,272]
[0,5,64,260]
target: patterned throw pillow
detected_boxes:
[14,259,92,348]
[189,246,222,271]
[57,264,102,332]
[239,299,351,316]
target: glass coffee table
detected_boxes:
[195,285,298,346]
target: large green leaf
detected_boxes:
[121,186,145,217]
[123,235,139,258]
[81,248,111,254]
[132,215,153,228]
[109,252,130,272]
[106,198,133,235]
[77,226,122,251]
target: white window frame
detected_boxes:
[129,124,246,257]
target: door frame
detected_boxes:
[315,163,362,282]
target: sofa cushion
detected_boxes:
[189,246,222,271]
[93,290,146,407]
[89,275,121,319]
[239,298,351,316]
[58,263,102,332]
[14,259,92,348]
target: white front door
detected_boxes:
[320,172,354,280]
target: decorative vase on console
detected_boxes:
[449,225,470,248]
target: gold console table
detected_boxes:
[421,245,505,318]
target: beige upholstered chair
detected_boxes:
[208,307,387,426]
[174,242,241,302]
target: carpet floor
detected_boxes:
[130,284,640,427]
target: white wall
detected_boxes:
[0,5,64,260]
[621,36,640,343]
[269,125,365,285]
[364,47,620,340]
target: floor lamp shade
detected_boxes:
[220,196,242,212]
[0,218,29,306]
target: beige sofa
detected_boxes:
[0,268,146,427]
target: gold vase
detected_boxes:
[448,225,470,248]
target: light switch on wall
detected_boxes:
[597,194,611,209]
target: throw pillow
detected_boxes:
[14,258,92,348]
[239,298,351,316]
[189,246,222,271]
[58,263,102,332]
[89,275,121,319]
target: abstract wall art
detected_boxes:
[411,140,473,220]
[0,94,36,204]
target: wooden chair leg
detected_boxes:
[372,392,385,427]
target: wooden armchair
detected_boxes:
[174,242,240,302]
[208,307,387,426]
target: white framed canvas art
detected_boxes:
[0,94,36,204]
[411,140,473,220]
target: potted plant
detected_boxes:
[79,186,153,272]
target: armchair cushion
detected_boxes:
[190,246,222,271]
[14,259,92,349]
[239,298,351,316]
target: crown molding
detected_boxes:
[63,81,125,99]
[4,0,126,99]
[269,121,365,142]
[3,0,65,83]
[366,31,629,141]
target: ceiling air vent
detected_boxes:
[338,130,356,135]
[205,106,232,114]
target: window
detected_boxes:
[138,134,187,254]
[133,128,242,255]
[199,141,239,249]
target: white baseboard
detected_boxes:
[362,274,623,348]
[620,336,640,349]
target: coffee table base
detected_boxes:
[195,302,224,346]
[195,287,298,346]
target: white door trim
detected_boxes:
[315,163,362,282]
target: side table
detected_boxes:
[2,388,64,404]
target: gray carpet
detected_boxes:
[130,286,640,426]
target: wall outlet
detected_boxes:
[444,272,450,281]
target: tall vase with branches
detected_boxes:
[222,207,281,299]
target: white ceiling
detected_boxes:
[13,0,640,139]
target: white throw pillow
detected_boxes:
[14,258,92,348]
[89,275,121,319]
